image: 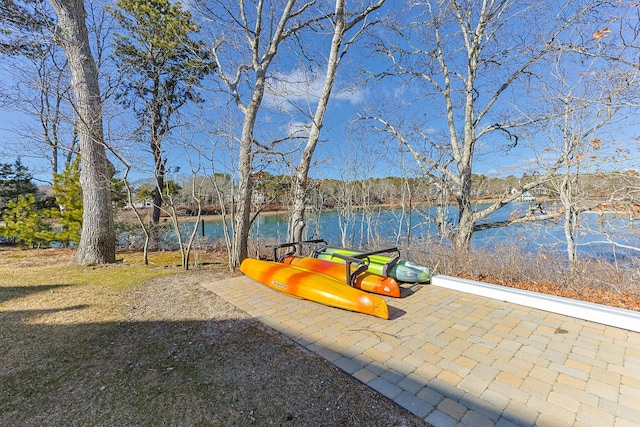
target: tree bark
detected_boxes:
[232,125,254,267]
[150,134,165,251]
[49,0,116,265]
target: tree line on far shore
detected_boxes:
[2,159,637,246]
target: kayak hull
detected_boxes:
[281,254,401,298]
[240,258,389,319]
[314,247,430,283]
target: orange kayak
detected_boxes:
[240,258,389,319]
[281,254,401,298]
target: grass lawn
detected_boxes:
[0,248,426,426]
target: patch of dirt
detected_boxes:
[0,247,76,267]
[117,272,428,426]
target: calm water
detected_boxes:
[197,202,640,263]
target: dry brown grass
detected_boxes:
[411,243,640,311]
[0,248,426,427]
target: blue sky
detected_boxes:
[1,0,638,186]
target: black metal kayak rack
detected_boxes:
[267,239,369,287]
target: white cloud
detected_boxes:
[264,68,365,111]
[423,125,438,135]
[287,120,310,137]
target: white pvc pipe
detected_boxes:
[431,274,640,333]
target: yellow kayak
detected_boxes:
[240,258,389,319]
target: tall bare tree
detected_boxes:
[288,0,385,242]
[551,1,640,265]
[541,54,635,267]
[372,0,620,254]
[198,0,316,267]
[49,0,116,264]
[1,0,118,180]
[0,1,75,177]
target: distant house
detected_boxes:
[517,191,535,202]
[223,191,266,204]
[252,191,266,204]
[124,201,152,209]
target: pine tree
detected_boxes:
[0,158,38,212]
[1,194,54,248]
[110,0,213,250]
[49,158,82,246]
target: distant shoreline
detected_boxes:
[115,198,640,225]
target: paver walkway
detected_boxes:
[202,276,640,427]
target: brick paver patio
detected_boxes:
[201,276,640,427]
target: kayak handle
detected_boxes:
[311,244,328,258]
[268,239,328,262]
[382,255,400,277]
[351,247,400,258]
[330,253,369,287]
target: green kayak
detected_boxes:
[312,246,430,283]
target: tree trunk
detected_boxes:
[452,165,475,253]
[50,0,116,265]
[213,0,357,266]
[290,0,345,243]
[150,146,165,251]
[450,194,475,255]
[231,107,257,268]
[560,172,578,270]
[228,0,299,268]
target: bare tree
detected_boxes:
[371,0,620,255]
[537,47,636,268]
[163,174,203,270]
[289,0,385,242]
[7,40,75,176]
[1,0,119,180]
[0,1,76,177]
[49,0,116,264]
[197,0,317,268]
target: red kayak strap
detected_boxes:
[277,250,296,263]
[270,239,327,262]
